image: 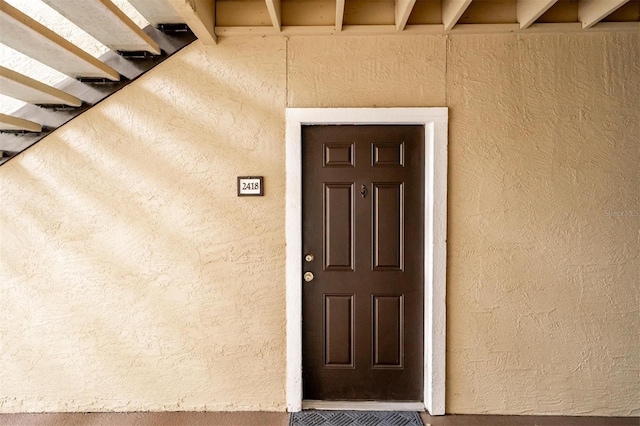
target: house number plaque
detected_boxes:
[237,176,264,196]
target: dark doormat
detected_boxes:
[289,410,423,426]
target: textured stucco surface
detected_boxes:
[287,34,640,416]
[1,32,639,415]
[287,36,447,107]
[444,33,640,416]
[0,37,287,412]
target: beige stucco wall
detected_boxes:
[0,37,288,412]
[1,32,639,415]
[445,34,639,416]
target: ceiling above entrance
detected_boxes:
[181,0,640,41]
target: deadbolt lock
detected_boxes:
[303,272,314,282]
[305,253,314,262]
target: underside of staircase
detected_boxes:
[0,0,198,166]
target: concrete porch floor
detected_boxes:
[1,412,638,425]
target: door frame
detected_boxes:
[285,108,448,415]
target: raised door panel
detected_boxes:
[372,142,404,167]
[324,294,355,368]
[373,295,404,368]
[324,143,355,167]
[324,183,354,271]
[372,183,404,271]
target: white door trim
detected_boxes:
[285,108,448,415]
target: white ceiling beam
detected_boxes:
[42,0,160,54]
[442,0,473,31]
[336,0,345,31]
[265,0,282,32]
[0,113,42,132]
[578,0,631,29]
[127,0,185,27]
[0,66,82,107]
[0,0,120,81]
[517,0,559,29]
[167,0,217,44]
[395,0,417,31]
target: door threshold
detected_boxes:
[302,400,425,411]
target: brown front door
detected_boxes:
[302,125,424,401]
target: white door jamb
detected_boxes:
[285,108,448,415]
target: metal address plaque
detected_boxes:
[237,176,264,196]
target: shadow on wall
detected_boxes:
[0,39,288,411]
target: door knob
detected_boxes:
[304,272,314,282]
[305,253,314,262]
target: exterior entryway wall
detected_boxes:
[1,34,638,416]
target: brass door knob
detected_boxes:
[304,272,314,282]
